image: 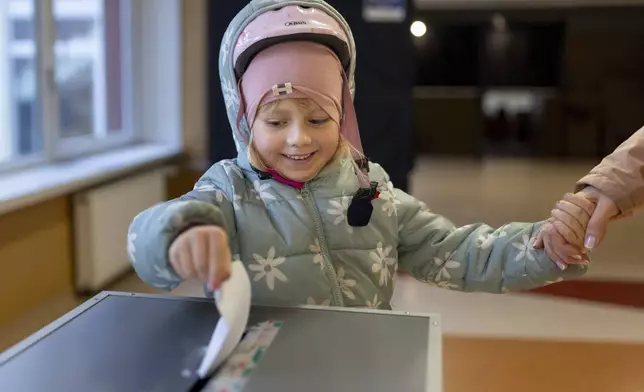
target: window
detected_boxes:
[1,0,133,171]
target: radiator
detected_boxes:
[72,169,170,294]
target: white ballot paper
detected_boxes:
[196,261,251,379]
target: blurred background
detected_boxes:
[1,0,644,391]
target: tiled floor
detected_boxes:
[3,157,644,391]
[393,274,644,343]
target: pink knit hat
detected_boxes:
[237,41,364,164]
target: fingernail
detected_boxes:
[555,260,567,270]
[585,235,597,249]
[571,257,590,265]
[572,255,582,260]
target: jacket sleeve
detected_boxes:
[395,189,587,293]
[126,164,237,291]
[575,126,644,214]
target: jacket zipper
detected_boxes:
[299,184,344,307]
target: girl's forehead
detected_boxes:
[260,98,325,113]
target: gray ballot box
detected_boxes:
[0,291,442,392]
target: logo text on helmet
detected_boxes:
[285,21,307,26]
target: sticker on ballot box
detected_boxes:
[203,320,283,392]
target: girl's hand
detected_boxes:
[534,193,596,269]
[169,225,232,290]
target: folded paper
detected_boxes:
[197,261,252,378]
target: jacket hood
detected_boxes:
[218,0,357,157]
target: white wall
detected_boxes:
[133,0,182,148]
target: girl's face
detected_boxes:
[251,98,340,182]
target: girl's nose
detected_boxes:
[286,123,312,146]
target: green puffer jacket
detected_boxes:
[126,0,586,308]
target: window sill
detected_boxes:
[0,143,183,216]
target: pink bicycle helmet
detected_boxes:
[232,5,351,77]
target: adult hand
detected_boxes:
[578,186,623,249]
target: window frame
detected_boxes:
[0,0,138,174]
[0,0,184,216]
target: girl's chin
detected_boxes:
[272,162,325,183]
[274,168,318,183]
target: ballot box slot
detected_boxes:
[184,320,283,392]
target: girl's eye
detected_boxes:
[265,120,285,127]
[310,118,330,125]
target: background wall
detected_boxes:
[411,7,644,158]
[0,198,72,325]
[181,0,208,170]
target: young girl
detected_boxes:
[127,0,589,308]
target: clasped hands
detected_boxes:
[535,186,622,269]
